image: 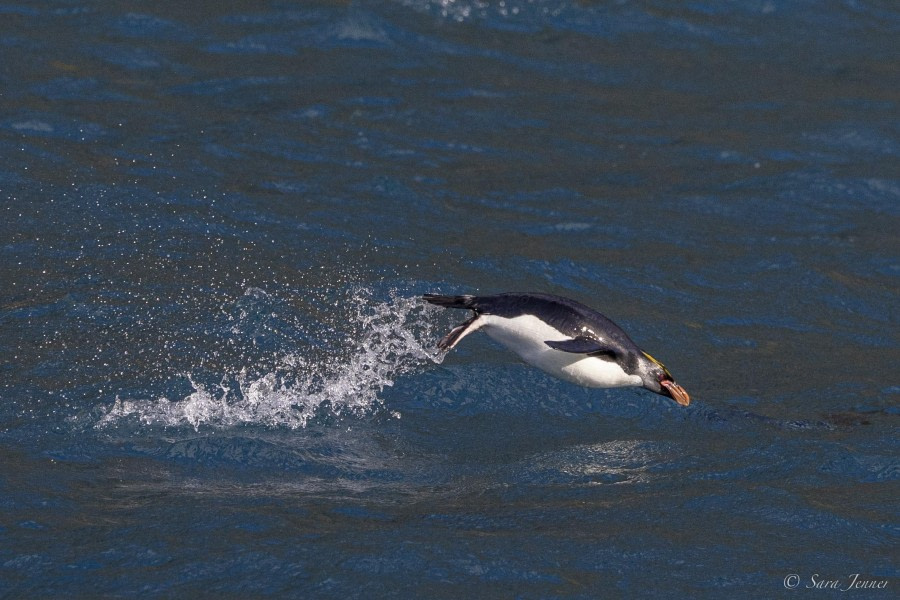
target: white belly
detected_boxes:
[478,314,642,389]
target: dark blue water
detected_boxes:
[2,1,898,597]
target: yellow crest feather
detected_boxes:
[642,351,672,378]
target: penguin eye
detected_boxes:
[642,351,672,378]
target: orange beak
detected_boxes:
[661,380,690,406]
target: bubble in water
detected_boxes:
[98,290,444,430]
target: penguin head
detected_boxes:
[637,352,690,406]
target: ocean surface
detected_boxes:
[1,0,898,597]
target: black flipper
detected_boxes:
[545,336,618,358]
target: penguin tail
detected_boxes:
[422,294,477,310]
[423,294,483,350]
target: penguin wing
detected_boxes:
[544,336,618,357]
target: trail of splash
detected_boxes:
[98,291,444,430]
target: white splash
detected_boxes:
[98,291,444,430]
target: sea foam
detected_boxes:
[98,290,444,430]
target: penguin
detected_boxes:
[423,292,690,406]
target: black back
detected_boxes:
[466,293,642,357]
